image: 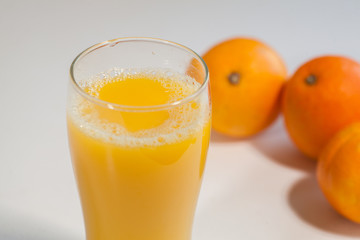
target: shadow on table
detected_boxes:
[288,174,360,237]
[0,210,82,240]
[0,233,79,240]
[248,118,316,172]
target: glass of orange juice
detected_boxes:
[67,37,211,240]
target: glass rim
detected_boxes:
[69,37,209,112]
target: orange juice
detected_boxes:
[67,69,211,240]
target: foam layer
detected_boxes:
[68,68,210,147]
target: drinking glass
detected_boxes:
[67,37,211,240]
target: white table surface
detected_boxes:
[1,0,360,239]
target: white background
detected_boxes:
[1,0,360,239]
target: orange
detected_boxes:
[282,56,360,159]
[203,38,287,137]
[317,123,360,223]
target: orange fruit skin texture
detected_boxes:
[203,38,287,137]
[317,123,360,223]
[282,56,360,159]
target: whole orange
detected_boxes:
[282,56,360,159]
[317,123,360,223]
[203,38,287,137]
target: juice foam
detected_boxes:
[68,68,210,147]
